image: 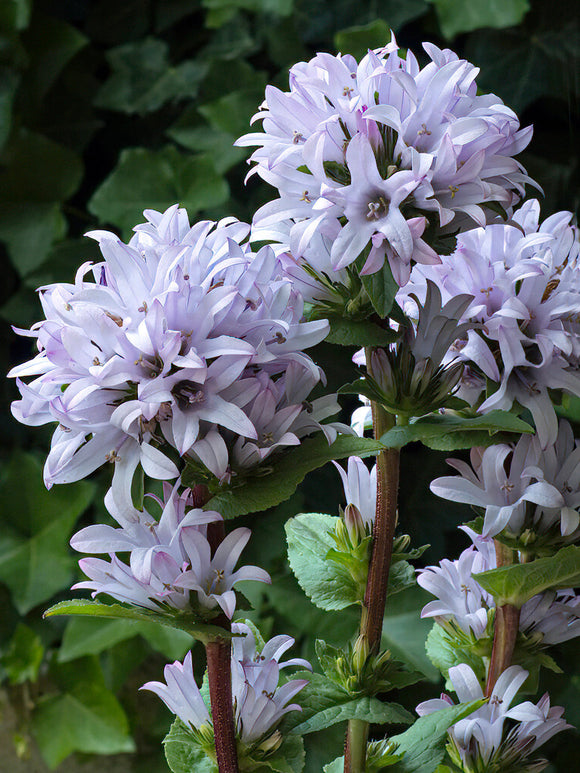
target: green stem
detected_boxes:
[344,719,369,773]
[485,541,520,696]
[344,347,400,773]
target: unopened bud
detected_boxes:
[257,730,283,754]
[344,504,365,544]
[352,634,369,675]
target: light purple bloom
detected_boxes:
[416,664,569,770]
[238,36,533,285]
[333,456,377,530]
[401,200,580,446]
[10,206,335,488]
[141,623,310,746]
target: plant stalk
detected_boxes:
[344,347,400,773]
[204,516,240,773]
[485,540,520,696]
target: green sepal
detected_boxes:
[379,410,533,450]
[358,257,399,318]
[474,545,580,607]
[186,434,384,519]
[43,599,231,645]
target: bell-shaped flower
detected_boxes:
[333,456,377,531]
[174,528,271,619]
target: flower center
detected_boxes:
[366,196,389,221]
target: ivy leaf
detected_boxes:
[58,616,193,662]
[474,545,580,607]
[44,599,231,645]
[292,696,412,735]
[168,109,246,174]
[31,656,136,768]
[286,513,360,611]
[388,700,485,772]
[334,20,392,59]
[0,623,44,685]
[0,452,94,614]
[95,38,208,115]
[428,0,529,40]
[380,411,533,450]
[199,434,384,519]
[88,146,229,236]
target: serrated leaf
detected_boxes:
[474,545,580,607]
[201,434,384,519]
[292,697,413,735]
[44,599,230,644]
[88,146,229,236]
[164,719,217,773]
[31,656,136,768]
[425,623,487,689]
[262,734,305,773]
[286,513,360,610]
[326,318,399,347]
[389,700,485,772]
[0,452,94,614]
[360,260,399,318]
[428,0,529,39]
[96,38,208,115]
[58,616,193,662]
[380,411,533,449]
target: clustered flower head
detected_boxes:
[418,526,580,647]
[238,35,533,287]
[9,205,342,489]
[416,664,570,772]
[430,419,580,544]
[141,622,310,749]
[71,481,270,619]
[401,200,580,446]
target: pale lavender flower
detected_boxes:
[141,652,210,732]
[10,206,334,488]
[401,200,580,446]
[141,623,310,747]
[238,36,533,285]
[416,664,569,771]
[71,480,270,618]
[333,456,377,530]
[230,622,311,743]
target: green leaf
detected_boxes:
[380,411,533,450]
[0,203,66,276]
[44,599,231,644]
[389,700,485,772]
[474,545,580,607]
[359,259,398,318]
[326,318,399,347]
[199,86,266,138]
[58,616,193,662]
[292,696,413,735]
[31,656,136,768]
[428,0,529,39]
[334,20,392,59]
[96,38,208,115]
[168,113,246,174]
[0,452,94,614]
[0,0,31,32]
[286,513,361,610]
[425,622,488,689]
[201,434,384,519]
[164,719,217,773]
[0,70,19,152]
[262,734,305,773]
[88,146,229,236]
[1,623,44,684]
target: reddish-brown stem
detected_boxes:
[203,504,240,773]
[344,348,399,773]
[206,637,240,773]
[485,540,520,696]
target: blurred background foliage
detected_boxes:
[0,0,578,770]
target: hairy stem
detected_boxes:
[485,541,520,696]
[205,516,240,773]
[344,347,399,773]
[206,637,239,773]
